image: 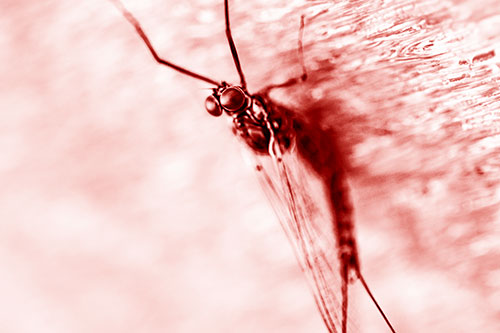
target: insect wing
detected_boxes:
[246,148,356,333]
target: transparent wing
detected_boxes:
[245,146,357,333]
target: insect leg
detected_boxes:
[108,0,220,86]
[260,15,308,94]
[224,0,247,89]
[298,15,308,81]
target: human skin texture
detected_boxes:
[1,0,499,332]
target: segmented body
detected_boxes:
[230,88,361,333]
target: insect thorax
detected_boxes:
[232,94,293,155]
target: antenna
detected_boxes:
[109,0,221,86]
[224,0,247,89]
[358,272,397,333]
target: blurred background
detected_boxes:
[0,0,499,332]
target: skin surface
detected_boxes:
[1,0,499,332]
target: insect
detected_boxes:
[109,0,398,332]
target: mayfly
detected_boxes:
[109,1,398,332]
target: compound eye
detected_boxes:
[205,95,222,117]
[220,87,246,111]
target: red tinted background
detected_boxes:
[1,0,499,332]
